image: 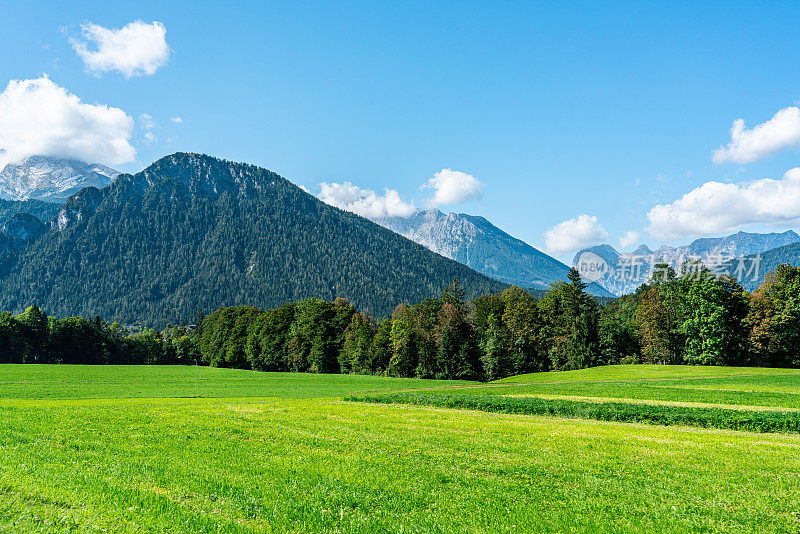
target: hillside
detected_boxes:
[0,198,61,223]
[720,241,800,291]
[0,153,507,325]
[375,209,614,297]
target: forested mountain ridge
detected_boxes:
[0,153,507,325]
[0,198,61,224]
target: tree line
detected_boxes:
[1,264,799,378]
[0,307,198,365]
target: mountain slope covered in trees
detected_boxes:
[0,198,61,224]
[721,242,800,291]
[0,153,507,325]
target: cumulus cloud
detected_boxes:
[713,106,800,164]
[646,168,800,240]
[319,181,416,219]
[144,131,157,144]
[618,230,641,249]
[422,169,483,207]
[71,20,170,78]
[0,75,135,170]
[170,116,183,124]
[544,214,609,255]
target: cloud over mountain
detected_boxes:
[422,169,483,207]
[647,167,800,240]
[544,214,609,255]
[0,76,135,170]
[319,181,416,218]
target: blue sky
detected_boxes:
[3,1,800,261]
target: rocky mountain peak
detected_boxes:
[0,155,119,203]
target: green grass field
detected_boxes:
[2,364,800,532]
[414,364,800,410]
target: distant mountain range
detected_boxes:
[374,209,614,297]
[0,153,506,325]
[719,241,800,291]
[575,230,800,295]
[0,155,119,202]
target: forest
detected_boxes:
[1,263,799,380]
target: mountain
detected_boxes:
[374,209,614,297]
[679,230,800,258]
[0,155,119,202]
[719,241,800,291]
[575,230,800,295]
[0,153,507,325]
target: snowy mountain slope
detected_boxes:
[0,156,119,202]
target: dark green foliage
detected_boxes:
[540,268,601,370]
[0,306,194,365]
[4,264,800,379]
[199,306,265,368]
[679,267,749,366]
[746,264,800,367]
[369,319,393,373]
[244,303,296,371]
[347,393,800,434]
[0,198,61,224]
[599,294,639,363]
[0,153,506,325]
[339,312,376,374]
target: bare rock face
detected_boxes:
[56,187,106,231]
[1,213,46,241]
[0,156,119,203]
[0,213,46,252]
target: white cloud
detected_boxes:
[422,168,483,207]
[144,131,157,144]
[0,75,135,169]
[618,230,641,249]
[712,106,800,164]
[646,167,800,240]
[71,20,170,78]
[139,113,157,130]
[544,214,609,255]
[170,116,183,124]
[319,181,416,219]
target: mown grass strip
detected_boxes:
[346,392,800,434]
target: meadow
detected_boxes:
[2,364,800,532]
